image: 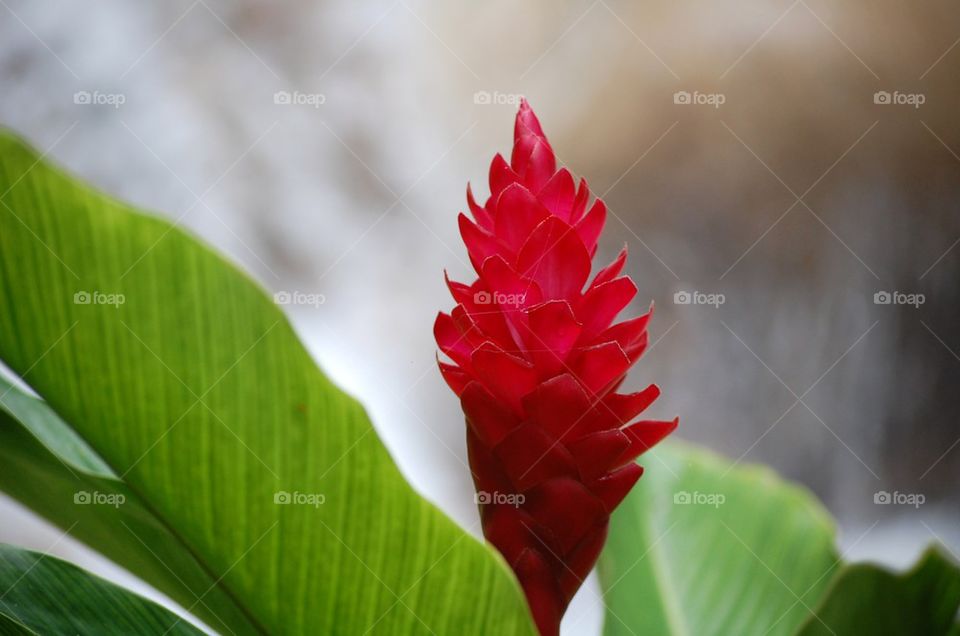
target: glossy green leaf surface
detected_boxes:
[599,442,839,636]
[599,442,960,636]
[0,544,202,635]
[0,374,250,634]
[796,547,960,636]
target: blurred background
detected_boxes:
[1,1,959,633]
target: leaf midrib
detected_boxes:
[642,486,690,636]
[115,474,270,635]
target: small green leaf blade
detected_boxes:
[0,543,203,635]
[0,375,112,475]
[0,374,253,635]
[796,547,960,636]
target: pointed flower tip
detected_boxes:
[515,99,546,140]
[664,416,680,437]
[518,97,535,116]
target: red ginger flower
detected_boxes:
[435,100,677,636]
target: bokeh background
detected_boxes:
[2,1,959,633]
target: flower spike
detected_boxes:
[436,100,677,635]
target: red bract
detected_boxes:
[435,100,677,636]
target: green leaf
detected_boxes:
[0,373,112,475]
[0,613,36,636]
[795,547,960,636]
[598,442,840,636]
[599,442,960,636]
[0,543,203,635]
[0,130,534,635]
[0,374,252,634]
